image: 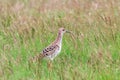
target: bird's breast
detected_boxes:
[56,43,62,55]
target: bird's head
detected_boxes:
[59,28,71,34]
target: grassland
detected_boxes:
[0,0,120,80]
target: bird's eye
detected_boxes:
[63,29,65,31]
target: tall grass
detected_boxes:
[0,0,120,80]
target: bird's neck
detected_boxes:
[55,32,63,45]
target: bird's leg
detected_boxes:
[47,60,52,70]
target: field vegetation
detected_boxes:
[0,0,120,80]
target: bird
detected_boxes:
[29,28,70,68]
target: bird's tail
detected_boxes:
[29,53,45,63]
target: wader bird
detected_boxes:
[30,28,71,68]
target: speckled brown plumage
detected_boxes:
[30,28,70,62]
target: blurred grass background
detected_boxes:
[0,0,120,80]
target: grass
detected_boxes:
[0,0,120,80]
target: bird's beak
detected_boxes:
[66,30,71,33]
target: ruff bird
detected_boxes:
[30,28,70,65]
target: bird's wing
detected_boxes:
[42,44,59,56]
[30,44,59,62]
